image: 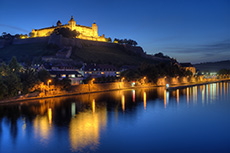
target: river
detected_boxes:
[0,81,230,153]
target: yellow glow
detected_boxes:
[217,83,219,100]
[220,82,222,97]
[227,82,229,95]
[143,92,146,110]
[187,87,189,104]
[164,90,167,108]
[195,86,197,103]
[69,108,107,152]
[48,108,52,125]
[33,116,51,142]
[121,95,125,112]
[202,85,205,104]
[132,90,135,102]
[177,89,179,104]
[92,99,95,114]
[224,82,226,96]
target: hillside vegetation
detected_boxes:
[71,44,169,66]
[0,42,58,63]
[0,40,171,66]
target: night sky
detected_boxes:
[0,0,229,64]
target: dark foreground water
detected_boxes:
[0,82,230,153]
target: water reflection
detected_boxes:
[143,92,146,110]
[33,115,52,143]
[69,107,107,152]
[0,81,229,152]
[177,89,179,105]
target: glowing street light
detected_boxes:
[47,79,52,88]
[91,78,95,84]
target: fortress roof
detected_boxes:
[34,24,92,31]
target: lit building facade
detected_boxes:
[83,63,120,78]
[30,16,106,42]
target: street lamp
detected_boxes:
[91,78,95,84]
[47,79,52,88]
[143,76,147,84]
[89,78,95,92]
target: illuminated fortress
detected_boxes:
[30,16,106,42]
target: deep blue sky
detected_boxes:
[0,0,229,64]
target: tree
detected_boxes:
[0,62,10,76]
[29,32,35,38]
[59,78,71,90]
[52,28,80,38]
[4,73,22,96]
[107,37,112,42]
[38,69,50,82]
[9,57,21,73]
[0,78,8,99]
[20,69,39,93]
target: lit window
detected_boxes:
[101,72,104,74]
[61,74,66,78]
[50,75,56,78]
[69,74,75,78]
[85,72,87,74]
[116,72,120,74]
[89,72,92,74]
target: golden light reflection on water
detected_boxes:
[69,107,107,152]
[121,95,125,112]
[48,108,52,125]
[164,90,167,108]
[132,90,135,102]
[177,89,179,105]
[20,81,230,151]
[217,83,219,100]
[143,92,146,110]
[187,87,189,104]
[220,82,222,97]
[92,99,95,114]
[227,82,229,98]
[33,115,52,143]
[224,82,226,97]
[164,90,169,108]
[202,85,205,104]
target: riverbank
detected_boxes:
[0,78,229,104]
[167,79,230,90]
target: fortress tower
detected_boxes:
[68,16,76,30]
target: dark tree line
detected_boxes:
[0,57,72,100]
[121,62,193,83]
[52,28,80,38]
[218,69,230,75]
[114,38,138,46]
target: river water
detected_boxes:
[0,82,230,153]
